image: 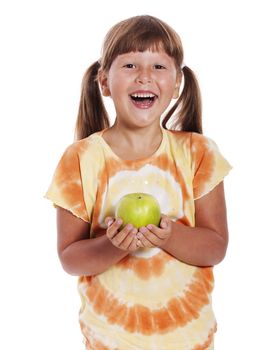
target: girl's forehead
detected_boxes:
[115,50,174,62]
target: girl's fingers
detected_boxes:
[135,238,143,248]
[106,214,172,249]
[106,218,123,239]
[147,223,170,240]
[113,223,133,245]
[108,223,138,250]
[120,228,138,250]
[160,219,168,229]
[105,217,140,251]
[138,222,171,247]
[104,216,115,228]
[128,234,142,251]
[137,229,156,248]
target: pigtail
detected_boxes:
[75,61,110,140]
[162,66,203,134]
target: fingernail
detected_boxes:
[147,225,153,230]
[161,222,167,228]
[116,219,122,225]
[107,219,113,227]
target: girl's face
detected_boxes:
[99,50,181,129]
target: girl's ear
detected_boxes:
[173,73,182,99]
[98,70,111,97]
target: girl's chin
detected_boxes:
[115,108,162,128]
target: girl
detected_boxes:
[46,15,232,350]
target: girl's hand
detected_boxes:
[105,217,139,252]
[136,215,172,248]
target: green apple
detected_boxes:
[115,193,161,229]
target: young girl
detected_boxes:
[46,15,232,350]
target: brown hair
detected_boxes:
[75,15,202,140]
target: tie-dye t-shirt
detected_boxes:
[45,128,232,350]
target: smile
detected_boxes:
[129,92,158,109]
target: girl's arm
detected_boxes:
[56,208,137,276]
[137,181,229,267]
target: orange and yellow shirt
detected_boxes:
[46,128,232,350]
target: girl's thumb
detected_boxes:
[106,218,114,228]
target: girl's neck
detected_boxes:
[102,123,163,161]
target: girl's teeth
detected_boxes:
[131,93,155,98]
[130,93,156,108]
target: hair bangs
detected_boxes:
[102,16,183,70]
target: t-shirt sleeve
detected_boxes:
[45,143,90,223]
[191,133,232,200]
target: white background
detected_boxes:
[1,0,279,349]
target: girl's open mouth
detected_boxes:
[130,92,158,109]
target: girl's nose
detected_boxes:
[135,69,153,84]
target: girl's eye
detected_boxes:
[154,64,166,70]
[123,64,135,69]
